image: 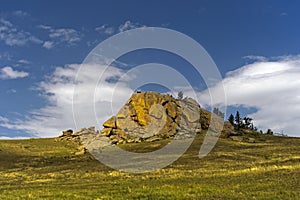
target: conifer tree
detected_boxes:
[228,114,235,125]
[235,111,241,129]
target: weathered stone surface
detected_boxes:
[149,104,164,119]
[183,97,199,108]
[56,92,233,152]
[57,129,81,143]
[100,128,112,136]
[103,116,116,128]
[57,92,226,147]
[180,100,200,123]
[57,127,113,154]
[60,129,73,137]
[165,101,177,119]
[100,92,209,144]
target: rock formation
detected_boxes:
[100,91,209,144]
[57,92,264,146]
[58,91,225,146]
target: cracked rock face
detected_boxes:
[101,92,204,144]
[58,92,225,147]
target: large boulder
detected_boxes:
[56,92,225,148]
[100,92,208,144]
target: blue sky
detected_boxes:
[1,0,300,138]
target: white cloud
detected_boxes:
[37,25,52,30]
[49,28,81,44]
[0,18,12,27]
[38,25,82,48]
[5,33,40,46]
[0,52,12,60]
[118,20,145,32]
[18,59,30,64]
[0,18,42,46]
[42,41,54,49]
[12,10,29,17]
[0,116,9,123]
[90,21,146,46]
[6,89,17,93]
[243,55,267,62]
[0,136,30,140]
[0,63,133,137]
[0,66,29,79]
[197,55,300,137]
[95,25,115,35]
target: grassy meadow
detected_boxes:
[0,133,299,199]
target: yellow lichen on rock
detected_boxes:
[130,93,149,126]
[100,91,216,144]
[103,116,116,128]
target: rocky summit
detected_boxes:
[57,91,225,146]
[99,91,212,144]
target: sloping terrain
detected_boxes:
[0,133,299,199]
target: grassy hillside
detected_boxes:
[0,133,299,199]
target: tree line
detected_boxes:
[228,111,275,135]
[228,111,255,130]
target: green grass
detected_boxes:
[0,133,299,199]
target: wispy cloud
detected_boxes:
[0,116,9,123]
[0,66,29,79]
[0,18,12,27]
[38,24,82,49]
[6,88,17,93]
[37,25,51,30]
[12,10,29,17]
[49,28,81,44]
[42,41,54,49]
[0,52,12,60]
[0,18,42,46]
[243,55,267,62]
[95,20,146,36]
[118,20,145,32]
[95,25,115,35]
[18,59,30,64]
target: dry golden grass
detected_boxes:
[0,133,299,199]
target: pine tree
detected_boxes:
[228,114,235,125]
[235,111,241,129]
